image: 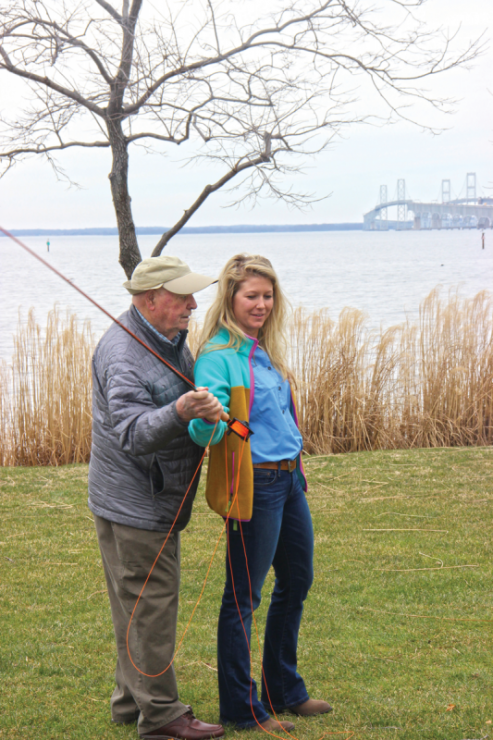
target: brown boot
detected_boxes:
[288,699,332,716]
[256,718,295,733]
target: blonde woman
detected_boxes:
[189,254,331,730]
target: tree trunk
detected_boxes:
[107,118,141,278]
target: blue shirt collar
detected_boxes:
[135,308,181,346]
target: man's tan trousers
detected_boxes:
[95,515,188,735]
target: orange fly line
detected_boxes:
[3,227,350,740]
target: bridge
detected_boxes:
[363,173,493,230]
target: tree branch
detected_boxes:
[109,0,143,113]
[0,48,105,116]
[151,135,271,255]
[123,0,336,115]
[126,131,186,144]
[0,139,110,158]
[42,19,114,84]
[94,0,123,24]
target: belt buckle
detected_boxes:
[287,459,296,473]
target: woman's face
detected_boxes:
[232,275,274,338]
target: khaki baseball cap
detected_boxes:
[123,256,216,295]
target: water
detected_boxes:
[0,229,490,360]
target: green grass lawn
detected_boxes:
[1,447,492,740]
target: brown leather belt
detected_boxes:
[253,460,297,472]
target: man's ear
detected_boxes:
[145,289,157,310]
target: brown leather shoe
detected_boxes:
[141,709,225,740]
[288,699,332,716]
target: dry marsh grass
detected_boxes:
[293,289,493,454]
[0,308,94,466]
[1,289,491,466]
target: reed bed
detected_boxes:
[0,308,94,466]
[1,289,492,466]
[292,288,493,454]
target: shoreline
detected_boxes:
[0,223,363,237]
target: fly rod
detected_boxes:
[1,225,252,439]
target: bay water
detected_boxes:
[1,229,490,360]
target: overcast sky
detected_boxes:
[1,0,491,229]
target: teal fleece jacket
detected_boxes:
[189,327,306,521]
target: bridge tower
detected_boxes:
[466,173,476,202]
[442,179,451,203]
[397,179,406,226]
[379,185,388,226]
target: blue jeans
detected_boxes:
[217,468,314,727]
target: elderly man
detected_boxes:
[88,256,224,740]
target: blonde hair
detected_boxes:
[198,254,292,380]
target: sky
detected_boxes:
[0,0,491,229]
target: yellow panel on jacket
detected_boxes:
[205,386,254,521]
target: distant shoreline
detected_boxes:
[1,223,363,237]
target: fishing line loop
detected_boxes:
[3,227,339,739]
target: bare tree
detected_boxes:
[0,0,482,277]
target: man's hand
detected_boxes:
[176,387,224,423]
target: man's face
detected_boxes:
[145,288,197,339]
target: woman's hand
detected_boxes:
[176,387,225,423]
